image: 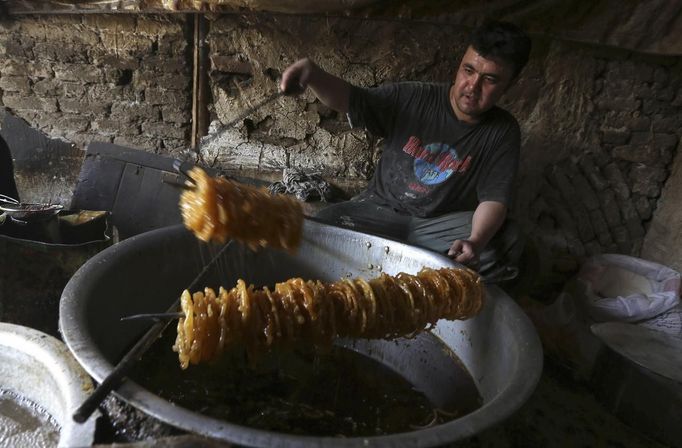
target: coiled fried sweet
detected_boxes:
[180,167,304,251]
[172,267,484,369]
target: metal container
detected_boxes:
[0,323,97,448]
[0,194,63,223]
[591,322,682,448]
[59,221,542,447]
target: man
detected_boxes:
[0,134,19,201]
[280,21,531,281]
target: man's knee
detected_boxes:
[315,200,408,240]
[314,202,344,221]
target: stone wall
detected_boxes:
[1,13,681,289]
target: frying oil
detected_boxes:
[132,332,481,437]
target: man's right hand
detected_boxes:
[279,58,351,113]
[280,58,315,96]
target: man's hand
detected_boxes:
[448,201,507,268]
[280,58,315,96]
[448,239,481,267]
[279,58,351,113]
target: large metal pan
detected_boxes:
[59,221,542,447]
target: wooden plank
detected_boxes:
[70,154,126,212]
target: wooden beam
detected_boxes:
[190,13,209,150]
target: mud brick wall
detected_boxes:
[0,15,191,154]
[513,47,682,285]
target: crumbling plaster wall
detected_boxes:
[0,13,680,285]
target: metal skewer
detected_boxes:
[0,193,19,204]
[168,87,284,189]
[172,159,196,186]
[194,90,283,150]
[119,312,184,322]
[72,239,236,423]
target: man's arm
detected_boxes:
[280,58,351,114]
[448,201,507,266]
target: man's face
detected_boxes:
[450,46,515,124]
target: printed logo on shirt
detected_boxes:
[407,182,429,194]
[402,136,471,186]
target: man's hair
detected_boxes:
[469,21,531,79]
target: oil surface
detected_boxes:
[0,389,60,447]
[131,332,481,437]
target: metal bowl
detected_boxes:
[0,323,97,447]
[59,222,542,447]
[0,201,63,222]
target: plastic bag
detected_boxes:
[523,254,681,377]
[572,254,680,323]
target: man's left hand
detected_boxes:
[447,239,480,268]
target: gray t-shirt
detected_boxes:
[348,82,520,218]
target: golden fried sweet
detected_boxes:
[180,167,304,252]
[172,267,485,369]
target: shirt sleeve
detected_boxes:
[346,84,401,138]
[476,120,520,208]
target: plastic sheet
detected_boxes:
[574,254,680,323]
[525,254,681,376]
